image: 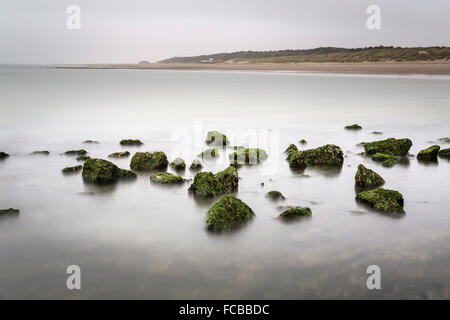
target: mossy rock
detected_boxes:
[279,207,312,219]
[356,188,405,214]
[291,144,344,167]
[206,195,255,231]
[197,148,219,160]
[266,191,285,200]
[215,166,238,192]
[205,130,230,147]
[417,145,440,161]
[119,169,137,180]
[189,159,203,170]
[62,165,83,174]
[363,138,412,156]
[285,144,298,154]
[120,139,143,146]
[82,158,133,184]
[82,140,99,144]
[229,160,243,169]
[355,164,384,188]
[371,153,400,167]
[0,152,10,159]
[188,172,228,198]
[299,139,307,145]
[31,151,49,155]
[0,208,20,215]
[77,155,90,162]
[64,150,87,156]
[109,151,130,158]
[438,148,450,159]
[170,157,186,170]
[286,150,307,170]
[130,152,168,171]
[150,172,183,184]
[228,148,268,165]
[345,124,362,130]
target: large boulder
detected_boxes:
[363,138,412,156]
[188,172,228,198]
[82,158,136,183]
[228,148,268,165]
[355,164,384,188]
[120,139,143,146]
[206,195,255,231]
[438,148,450,159]
[215,166,238,192]
[205,130,230,147]
[356,188,405,214]
[279,207,311,219]
[292,144,344,167]
[371,153,400,167]
[417,145,440,161]
[170,157,186,170]
[150,172,183,184]
[0,151,9,159]
[130,152,168,171]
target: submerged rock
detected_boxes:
[279,207,311,219]
[64,150,87,156]
[205,130,230,147]
[371,153,400,167]
[31,151,49,155]
[371,131,383,135]
[197,148,219,160]
[188,172,228,198]
[130,152,168,171]
[299,139,307,145]
[189,159,203,170]
[355,164,385,188]
[417,145,440,161]
[356,188,405,214]
[170,157,186,170]
[228,148,268,165]
[437,137,450,143]
[266,191,285,200]
[82,140,99,144]
[363,138,412,156]
[62,165,83,174]
[288,144,343,168]
[345,124,362,130]
[120,139,143,146]
[77,155,90,161]
[214,166,238,192]
[119,169,137,180]
[0,208,20,215]
[108,151,130,158]
[0,152,10,159]
[206,195,255,231]
[150,172,183,184]
[82,158,134,184]
[284,144,298,154]
[438,148,450,158]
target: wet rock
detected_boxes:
[206,194,255,231]
[119,169,137,180]
[77,155,90,161]
[345,124,362,130]
[356,188,405,214]
[63,150,87,156]
[0,152,10,159]
[130,152,168,171]
[266,191,285,200]
[371,131,383,135]
[0,208,20,215]
[279,207,312,219]
[228,148,268,165]
[108,151,130,158]
[62,165,82,174]
[299,139,307,145]
[197,148,219,160]
[355,164,385,188]
[284,144,298,154]
[215,166,238,192]
[286,150,307,170]
[189,159,203,170]
[82,140,99,144]
[437,137,450,143]
[170,157,186,170]
[363,138,412,156]
[438,148,450,159]
[417,145,440,161]
[371,153,400,167]
[31,151,49,155]
[120,139,143,146]
[82,158,134,184]
[205,130,229,147]
[188,172,228,198]
[150,172,183,184]
[289,144,344,167]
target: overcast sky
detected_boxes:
[0,0,449,64]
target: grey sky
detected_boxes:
[0,0,449,64]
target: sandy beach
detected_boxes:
[52,61,450,75]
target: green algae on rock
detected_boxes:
[120,139,143,146]
[77,155,90,161]
[205,130,230,147]
[189,159,203,170]
[279,207,312,219]
[266,190,286,200]
[215,166,238,192]
[82,158,135,184]
[286,150,307,170]
[363,138,412,156]
[291,144,344,167]
[438,148,450,158]
[356,188,405,214]
[197,148,219,160]
[206,195,255,231]
[119,169,137,180]
[371,152,400,167]
[150,172,183,184]
[345,124,362,130]
[0,208,20,215]
[417,145,440,161]
[284,144,298,154]
[170,157,186,170]
[130,152,168,171]
[228,148,268,165]
[299,139,307,145]
[0,151,10,159]
[355,164,385,188]
[188,172,228,198]
[108,151,130,158]
[64,150,87,156]
[62,165,83,174]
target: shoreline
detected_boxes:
[49,61,450,76]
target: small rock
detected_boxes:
[170,157,186,170]
[150,172,183,184]
[83,158,135,183]
[197,148,219,160]
[62,165,83,174]
[279,207,312,219]
[438,148,450,159]
[417,145,440,161]
[299,139,307,145]
[206,195,255,231]
[284,144,298,154]
[189,159,203,170]
[229,148,268,165]
[108,151,130,158]
[120,139,143,146]
[215,166,238,192]
[371,153,400,167]
[363,138,412,156]
[82,140,99,144]
[188,172,228,198]
[0,152,10,159]
[31,151,49,155]
[345,124,362,130]
[205,131,229,147]
[130,152,168,171]
[356,188,404,214]
[355,164,385,188]
[63,150,87,156]
[77,155,90,161]
[0,208,20,215]
[437,137,450,143]
[266,191,285,200]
